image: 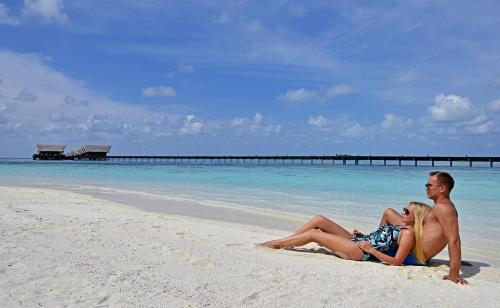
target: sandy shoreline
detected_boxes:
[1,186,499,307]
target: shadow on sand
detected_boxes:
[284,247,489,279]
[428,259,489,279]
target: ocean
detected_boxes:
[1,159,499,264]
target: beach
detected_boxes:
[2,186,500,307]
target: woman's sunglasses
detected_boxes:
[402,207,410,215]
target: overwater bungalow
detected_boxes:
[33,144,66,160]
[66,145,112,161]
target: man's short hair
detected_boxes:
[429,171,454,191]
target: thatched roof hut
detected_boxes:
[36,144,66,153]
[66,145,111,160]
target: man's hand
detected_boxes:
[442,274,468,285]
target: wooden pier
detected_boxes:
[106,155,500,167]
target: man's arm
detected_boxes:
[433,205,468,284]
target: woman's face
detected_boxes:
[401,203,416,225]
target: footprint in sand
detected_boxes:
[190,258,215,268]
[97,293,110,305]
[405,266,439,281]
[240,286,274,305]
[225,243,244,247]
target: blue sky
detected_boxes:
[0,0,499,157]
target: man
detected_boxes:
[380,171,468,284]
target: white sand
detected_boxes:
[1,186,499,307]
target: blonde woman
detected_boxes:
[259,202,431,265]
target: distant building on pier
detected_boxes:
[66,145,112,161]
[32,144,111,160]
[33,144,66,160]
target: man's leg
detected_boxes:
[379,208,403,226]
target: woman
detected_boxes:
[259,202,431,265]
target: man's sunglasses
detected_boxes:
[402,207,410,215]
[425,183,434,189]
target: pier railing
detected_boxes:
[106,155,500,167]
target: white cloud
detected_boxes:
[179,115,203,135]
[0,3,20,26]
[325,84,355,97]
[0,49,205,142]
[380,113,413,129]
[306,114,370,138]
[423,93,497,137]
[428,94,474,122]
[279,88,318,104]
[176,63,195,73]
[49,110,73,122]
[83,114,123,133]
[229,113,281,136]
[288,4,307,17]
[468,120,494,135]
[23,0,68,23]
[462,115,495,135]
[230,117,247,127]
[64,95,89,106]
[239,17,336,69]
[308,115,331,128]
[142,85,177,97]
[13,88,38,102]
[253,113,263,125]
[389,70,420,83]
[342,123,366,137]
[488,99,500,112]
[330,114,368,138]
[425,101,494,136]
[280,84,355,105]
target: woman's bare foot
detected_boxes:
[257,239,282,249]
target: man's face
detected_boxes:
[425,175,441,199]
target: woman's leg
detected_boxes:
[258,215,352,248]
[291,215,352,238]
[263,229,364,260]
[379,208,403,226]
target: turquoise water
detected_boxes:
[1,159,499,262]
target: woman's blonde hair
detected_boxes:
[408,201,432,264]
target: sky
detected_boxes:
[0,0,499,157]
